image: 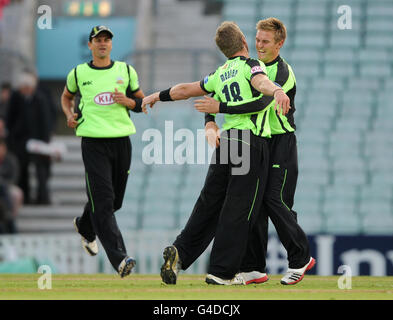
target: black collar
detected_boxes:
[264,55,281,66]
[88,60,115,70]
[228,56,247,61]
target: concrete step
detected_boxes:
[52,191,87,206]
[16,218,76,233]
[19,205,82,219]
[51,163,85,177]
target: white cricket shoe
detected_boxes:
[280,257,316,285]
[205,273,244,285]
[118,256,137,278]
[73,217,98,256]
[236,271,269,285]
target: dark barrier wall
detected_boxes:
[265,235,393,276]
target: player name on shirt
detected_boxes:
[220,69,238,82]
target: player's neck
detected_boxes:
[230,48,249,59]
[91,56,112,68]
[263,53,280,65]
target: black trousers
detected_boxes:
[241,132,310,272]
[77,136,131,271]
[174,129,269,279]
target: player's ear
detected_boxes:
[277,39,284,49]
[87,40,92,50]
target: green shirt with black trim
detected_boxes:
[66,60,140,138]
[205,55,296,135]
[200,56,271,137]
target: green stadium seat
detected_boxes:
[297,211,325,234]
[359,199,391,217]
[333,170,367,186]
[296,1,329,17]
[362,211,393,235]
[366,18,393,33]
[222,4,257,18]
[295,184,323,202]
[300,114,332,131]
[327,141,364,160]
[329,131,364,144]
[296,130,329,145]
[142,200,176,216]
[364,140,393,159]
[329,31,361,48]
[359,63,391,78]
[324,184,358,202]
[335,118,370,131]
[383,79,393,90]
[311,77,344,91]
[294,32,327,48]
[367,1,393,18]
[325,211,361,234]
[299,169,330,186]
[357,49,389,64]
[323,198,356,215]
[360,184,393,202]
[347,78,380,91]
[290,61,320,77]
[260,0,293,18]
[141,213,177,230]
[371,171,393,186]
[323,48,355,63]
[365,32,393,48]
[324,62,356,77]
[295,18,326,32]
[289,48,321,63]
[302,102,337,118]
[368,155,393,171]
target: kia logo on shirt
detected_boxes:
[94,92,115,105]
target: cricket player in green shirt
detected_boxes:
[196,18,315,285]
[61,25,145,278]
[142,21,290,285]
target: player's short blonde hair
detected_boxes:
[215,21,245,58]
[256,17,287,43]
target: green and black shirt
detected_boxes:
[66,60,140,138]
[200,55,272,137]
[205,55,296,135]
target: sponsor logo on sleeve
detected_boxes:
[251,66,264,74]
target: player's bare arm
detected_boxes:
[142,81,206,112]
[61,86,78,128]
[251,73,291,115]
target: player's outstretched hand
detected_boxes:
[195,96,220,113]
[142,92,160,113]
[274,89,291,115]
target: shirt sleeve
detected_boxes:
[245,58,267,81]
[200,71,216,93]
[128,65,140,93]
[66,68,78,94]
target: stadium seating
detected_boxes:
[114,0,393,236]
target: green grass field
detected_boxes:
[0,274,392,300]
